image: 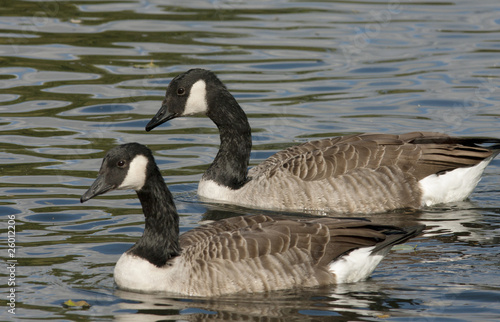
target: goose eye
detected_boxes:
[177,87,185,96]
[117,160,126,168]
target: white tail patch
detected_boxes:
[329,246,384,283]
[183,79,208,116]
[119,155,148,191]
[419,158,492,207]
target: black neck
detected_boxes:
[128,166,180,267]
[204,90,252,189]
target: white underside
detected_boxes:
[198,178,237,202]
[114,253,185,293]
[329,246,384,283]
[418,158,492,207]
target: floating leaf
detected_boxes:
[63,299,91,308]
[133,60,157,69]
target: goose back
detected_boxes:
[249,132,495,181]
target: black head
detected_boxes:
[81,143,154,202]
[145,69,226,131]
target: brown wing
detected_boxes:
[180,215,423,266]
[250,132,497,182]
[177,215,423,294]
[180,215,330,264]
[179,214,274,249]
[303,217,423,266]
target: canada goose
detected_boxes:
[80,143,424,296]
[145,69,500,214]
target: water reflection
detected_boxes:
[112,278,433,321]
[417,206,499,243]
[114,284,409,321]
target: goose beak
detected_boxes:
[145,104,178,132]
[80,174,115,203]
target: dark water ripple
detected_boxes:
[1,0,500,321]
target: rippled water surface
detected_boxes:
[1,0,500,321]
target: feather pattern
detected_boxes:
[250,132,494,181]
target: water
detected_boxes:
[1,0,500,320]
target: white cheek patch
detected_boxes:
[119,155,148,191]
[183,79,208,116]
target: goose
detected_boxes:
[80,142,424,296]
[145,68,500,214]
